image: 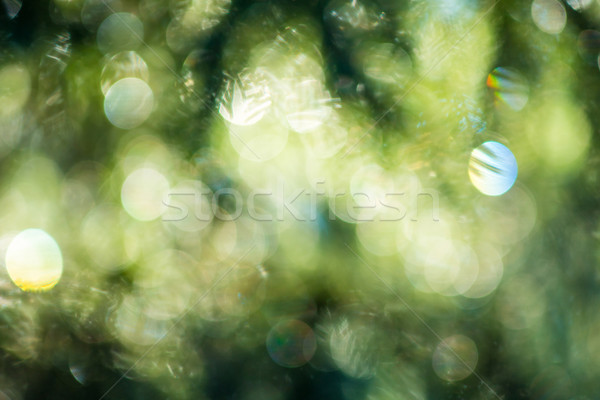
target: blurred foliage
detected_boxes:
[1,0,600,399]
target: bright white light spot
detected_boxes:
[531,0,567,35]
[5,229,63,292]
[283,78,334,133]
[121,168,169,221]
[469,141,518,196]
[104,77,154,129]
[101,51,149,96]
[218,71,272,126]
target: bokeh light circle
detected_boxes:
[5,229,63,292]
[2,0,22,19]
[283,78,334,134]
[81,0,123,31]
[577,30,600,66]
[228,113,288,161]
[104,77,154,129]
[101,51,149,96]
[266,320,317,368]
[121,168,169,221]
[0,63,31,118]
[487,67,529,111]
[531,0,567,35]
[461,243,504,298]
[469,141,518,196]
[432,335,478,382]
[96,12,144,55]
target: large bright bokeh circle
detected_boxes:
[531,0,567,35]
[469,141,518,196]
[101,51,149,96]
[121,168,169,221]
[5,229,63,292]
[104,77,154,129]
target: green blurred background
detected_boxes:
[1,0,600,399]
